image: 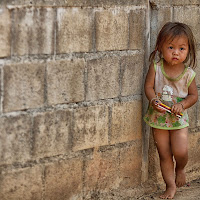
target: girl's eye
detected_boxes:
[180,48,184,50]
[168,46,173,49]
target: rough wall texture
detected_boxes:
[0,0,199,199]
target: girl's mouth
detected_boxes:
[172,57,178,60]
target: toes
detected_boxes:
[176,180,185,187]
[159,195,173,199]
[159,194,174,199]
[159,187,176,199]
[176,182,181,187]
[175,170,186,187]
[159,195,166,199]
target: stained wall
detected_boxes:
[0,0,199,199]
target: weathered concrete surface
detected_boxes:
[138,179,200,200]
[110,101,142,144]
[57,8,93,53]
[0,115,32,165]
[47,59,85,105]
[0,7,11,58]
[0,166,43,200]
[95,9,129,51]
[86,56,120,101]
[5,0,147,7]
[32,109,72,158]
[0,1,200,200]
[129,9,146,50]
[3,63,45,112]
[72,105,109,151]
[84,141,143,199]
[44,158,83,200]
[121,53,144,96]
[12,7,54,56]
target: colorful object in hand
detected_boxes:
[155,101,183,118]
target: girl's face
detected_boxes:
[160,35,189,66]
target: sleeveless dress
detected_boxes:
[144,59,196,130]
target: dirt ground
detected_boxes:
[138,179,200,200]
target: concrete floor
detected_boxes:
[138,179,200,200]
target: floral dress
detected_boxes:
[144,59,196,130]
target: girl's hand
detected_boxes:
[171,103,184,115]
[151,99,166,113]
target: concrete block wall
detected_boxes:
[0,0,200,199]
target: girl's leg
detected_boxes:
[153,128,176,199]
[170,127,188,187]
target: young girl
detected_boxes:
[144,22,198,199]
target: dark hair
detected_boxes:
[149,22,197,69]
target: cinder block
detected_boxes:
[6,0,147,6]
[3,63,45,112]
[0,8,11,58]
[121,54,144,96]
[173,0,200,5]
[57,7,93,53]
[150,0,200,6]
[174,7,200,42]
[195,49,200,86]
[129,9,146,50]
[86,56,120,101]
[44,158,83,200]
[32,109,72,158]
[73,105,109,151]
[188,104,197,128]
[188,131,200,165]
[0,166,43,200]
[197,100,200,127]
[0,115,32,165]
[110,100,142,145]
[12,7,54,56]
[47,59,85,105]
[119,141,142,188]
[187,131,200,181]
[84,147,120,193]
[0,69,1,113]
[95,9,129,51]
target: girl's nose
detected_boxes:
[173,49,178,55]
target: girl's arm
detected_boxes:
[144,62,156,101]
[144,62,164,112]
[171,78,198,114]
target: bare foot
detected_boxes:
[159,185,176,199]
[176,169,186,187]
